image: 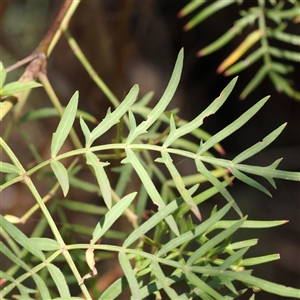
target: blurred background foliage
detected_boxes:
[0,1,299,298]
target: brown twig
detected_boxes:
[5,52,39,73]
[36,0,73,56]
[0,0,75,121]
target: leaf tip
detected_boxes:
[177,10,184,18]
[196,50,204,57]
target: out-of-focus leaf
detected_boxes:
[20,107,98,124]
[198,12,259,57]
[183,1,234,31]
[0,62,6,88]
[0,162,19,174]
[228,239,258,250]
[0,241,30,271]
[176,178,234,217]
[0,81,41,97]
[240,65,268,99]
[59,200,107,215]
[217,30,263,74]
[0,215,45,260]
[225,47,265,76]
[177,1,205,18]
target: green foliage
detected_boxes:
[1,47,300,299]
[0,62,41,98]
[1,2,300,299]
[179,0,300,100]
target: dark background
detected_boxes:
[1,1,299,299]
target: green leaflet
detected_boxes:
[126,49,184,144]
[158,201,233,257]
[156,151,201,220]
[91,192,136,244]
[200,156,300,184]
[208,220,287,233]
[151,261,180,299]
[217,247,249,271]
[0,215,45,261]
[51,91,79,157]
[185,271,224,299]
[98,277,127,300]
[80,116,92,146]
[224,270,300,298]
[0,81,42,97]
[86,151,112,209]
[32,273,51,300]
[47,264,71,298]
[231,167,272,196]
[164,76,238,148]
[29,238,60,251]
[233,123,287,163]
[197,95,269,155]
[187,217,247,266]
[123,198,182,248]
[0,62,6,88]
[119,251,140,299]
[50,160,69,197]
[122,147,180,236]
[83,84,139,147]
[240,253,280,266]
[195,159,242,217]
[0,162,19,174]
[0,242,30,271]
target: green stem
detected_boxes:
[20,157,79,223]
[257,0,272,68]
[62,28,120,108]
[48,1,81,56]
